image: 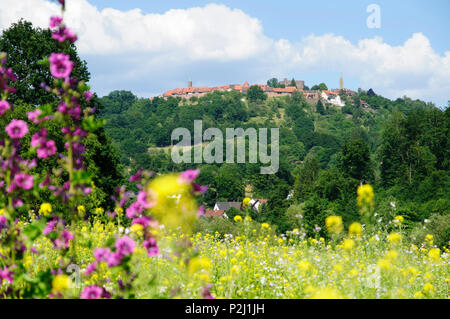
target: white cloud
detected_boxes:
[1,0,449,105]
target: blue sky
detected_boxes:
[89,0,450,54]
[3,0,450,106]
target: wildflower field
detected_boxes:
[6,208,448,299]
[0,0,449,300]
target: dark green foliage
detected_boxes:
[0,20,89,106]
[246,85,267,102]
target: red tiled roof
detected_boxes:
[273,86,298,93]
[204,209,225,217]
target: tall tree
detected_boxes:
[0,20,89,106]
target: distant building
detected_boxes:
[339,74,344,90]
[214,202,242,211]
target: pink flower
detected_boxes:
[31,129,47,148]
[49,53,74,79]
[115,236,136,256]
[136,190,154,209]
[0,100,10,115]
[143,238,159,257]
[126,201,143,219]
[37,140,57,159]
[179,169,200,184]
[52,26,77,43]
[85,262,97,276]
[81,285,103,299]
[106,252,123,267]
[131,216,153,228]
[27,109,51,124]
[0,266,14,284]
[49,16,63,28]
[13,172,34,190]
[197,205,205,218]
[5,119,28,139]
[84,91,93,101]
[94,248,111,262]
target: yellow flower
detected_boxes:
[377,258,391,270]
[325,216,343,234]
[428,248,440,261]
[115,207,123,215]
[423,283,434,294]
[52,274,71,293]
[244,215,252,222]
[77,205,86,218]
[393,215,404,225]
[309,287,344,299]
[95,207,104,214]
[148,174,197,233]
[242,197,251,207]
[188,257,211,275]
[387,232,402,245]
[356,184,374,208]
[231,265,240,274]
[39,203,52,217]
[348,222,363,237]
[130,223,144,234]
[413,291,424,299]
[261,223,270,230]
[234,215,243,222]
[0,208,6,215]
[343,238,355,251]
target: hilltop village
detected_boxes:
[154,77,360,107]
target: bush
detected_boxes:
[410,213,450,248]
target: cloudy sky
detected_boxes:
[1,0,449,106]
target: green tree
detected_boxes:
[311,83,328,91]
[247,85,267,103]
[316,99,325,115]
[0,20,89,105]
[339,139,373,182]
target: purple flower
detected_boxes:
[84,91,93,101]
[193,183,208,194]
[81,285,103,299]
[201,284,215,299]
[52,26,77,43]
[5,119,28,139]
[55,229,74,249]
[143,238,159,257]
[106,251,123,267]
[31,129,47,148]
[85,262,97,276]
[136,190,154,209]
[49,53,74,79]
[131,216,153,228]
[0,215,8,232]
[0,266,14,284]
[49,16,63,28]
[115,236,136,256]
[43,220,57,235]
[197,205,205,218]
[13,172,34,190]
[27,109,52,124]
[0,100,10,115]
[179,169,200,184]
[37,140,57,159]
[129,169,142,182]
[94,248,111,262]
[126,201,143,219]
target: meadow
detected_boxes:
[16,210,449,299]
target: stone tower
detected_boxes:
[339,74,343,90]
[188,80,192,88]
